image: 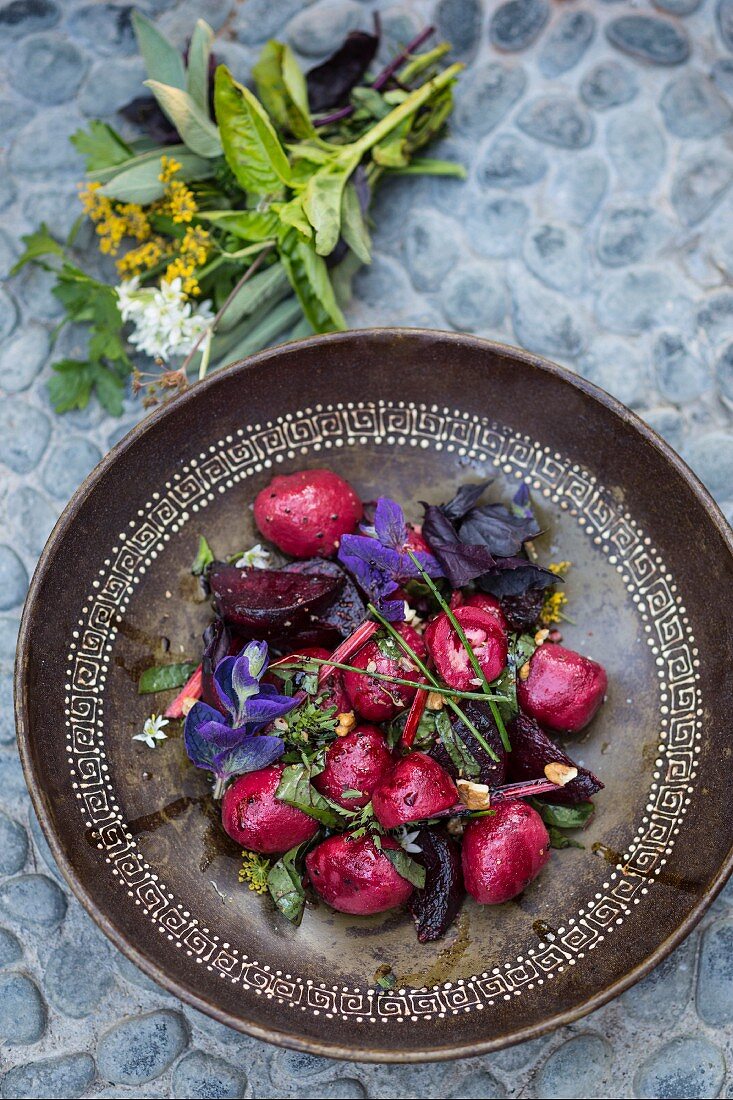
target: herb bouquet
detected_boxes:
[11,13,464,413]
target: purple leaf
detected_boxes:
[441,480,493,523]
[459,503,540,558]
[421,504,495,588]
[201,619,231,714]
[306,29,379,113]
[212,734,285,781]
[477,557,558,598]
[282,558,366,636]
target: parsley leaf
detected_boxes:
[71,121,133,172]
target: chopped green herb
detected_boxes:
[275,762,345,828]
[382,847,426,889]
[191,535,214,575]
[267,844,307,925]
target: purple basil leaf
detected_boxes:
[477,557,558,598]
[212,734,285,781]
[421,504,495,587]
[118,96,180,144]
[306,29,379,112]
[441,480,493,523]
[374,496,407,550]
[459,503,541,558]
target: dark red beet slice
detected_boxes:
[429,700,507,786]
[283,558,366,637]
[409,828,464,942]
[500,588,545,632]
[209,564,343,640]
[507,713,604,805]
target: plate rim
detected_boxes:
[14,327,733,1062]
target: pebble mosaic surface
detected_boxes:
[2,1,733,1097]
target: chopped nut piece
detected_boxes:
[273,717,289,732]
[447,817,465,837]
[544,762,578,786]
[534,628,550,645]
[426,691,444,711]
[457,778,491,810]
[180,696,197,717]
[518,662,531,681]
[366,660,378,674]
[335,711,357,737]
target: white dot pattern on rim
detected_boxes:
[62,400,700,1024]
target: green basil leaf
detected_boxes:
[340,181,371,264]
[275,763,345,827]
[382,847,426,889]
[87,143,198,186]
[267,844,306,925]
[303,169,349,256]
[278,228,346,332]
[547,826,584,851]
[273,195,313,238]
[191,535,214,575]
[214,65,293,195]
[10,223,64,275]
[144,80,222,159]
[186,18,214,113]
[132,10,186,90]
[98,149,213,204]
[537,801,595,831]
[197,209,279,243]
[138,662,198,695]
[253,40,315,140]
[70,121,133,172]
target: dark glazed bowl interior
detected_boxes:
[15,330,733,1062]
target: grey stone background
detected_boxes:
[1,0,733,1096]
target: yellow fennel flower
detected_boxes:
[539,590,568,626]
[116,236,170,277]
[239,851,270,895]
[167,179,198,224]
[159,155,183,184]
[548,560,571,576]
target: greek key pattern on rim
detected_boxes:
[63,400,701,1023]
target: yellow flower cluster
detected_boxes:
[80,156,210,294]
[540,561,572,625]
[164,224,211,296]
[79,182,151,257]
[238,851,271,895]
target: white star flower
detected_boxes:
[235,544,272,569]
[395,826,422,854]
[116,278,214,363]
[133,714,170,749]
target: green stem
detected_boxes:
[367,604,500,763]
[277,657,508,702]
[405,550,512,753]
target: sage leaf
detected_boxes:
[98,149,212,204]
[213,297,303,368]
[253,40,315,140]
[214,65,293,196]
[218,263,291,333]
[138,662,199,695]
[382,847,426,889]
[132,10,186,91]
[144,80,222,159]
[303,169,351,256]
[267,844,306,925]
[340,181,371,264]
[186,19,214,114]
[278,228,346,332]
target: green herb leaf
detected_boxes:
[214,65,293,196]
[218,263,290,333]
[47,360,93,413]
[537,801,595,831]
[132,10,186,90]
[97,148,212,204]
[10,223,64,275]
[70,121,133,172]
[303,168,352,257]
[253,40,315,140]
[138,662,199,695]
[191,535,214,575]
[198,209,280,243]
[340,181,371,264]
[267,844,307,925]
[547,826,584,851]
[278,228,346,332]
[382,847,426,889]
[91,363,125,416]
[144,80,222,159]
[186,19,214,113]
[372,115,412,169]
[275,763,345,827]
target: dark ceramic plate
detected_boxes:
[15,330,733,1062]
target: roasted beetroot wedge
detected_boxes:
[429,700,507,786]
[517,643,607,733]
[313,725,393,809]
[254,468,362,558]
[462,801,550,905]
[409,828,464,942]
[221,766,319,855]
[343,623,427,722]
[372,752,458,828]
[426,605,508,691]
[507,713,604,805]
[500,588,545,633]
[209,565,343,640]
[305,833,413,915]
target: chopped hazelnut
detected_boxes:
[447,817,465,837]
[518,662,531,681]
[544,762,578,786]
[335,711,357,737]
[534,628,550,645]
[426,691,444,711]
[457,778,491,810]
